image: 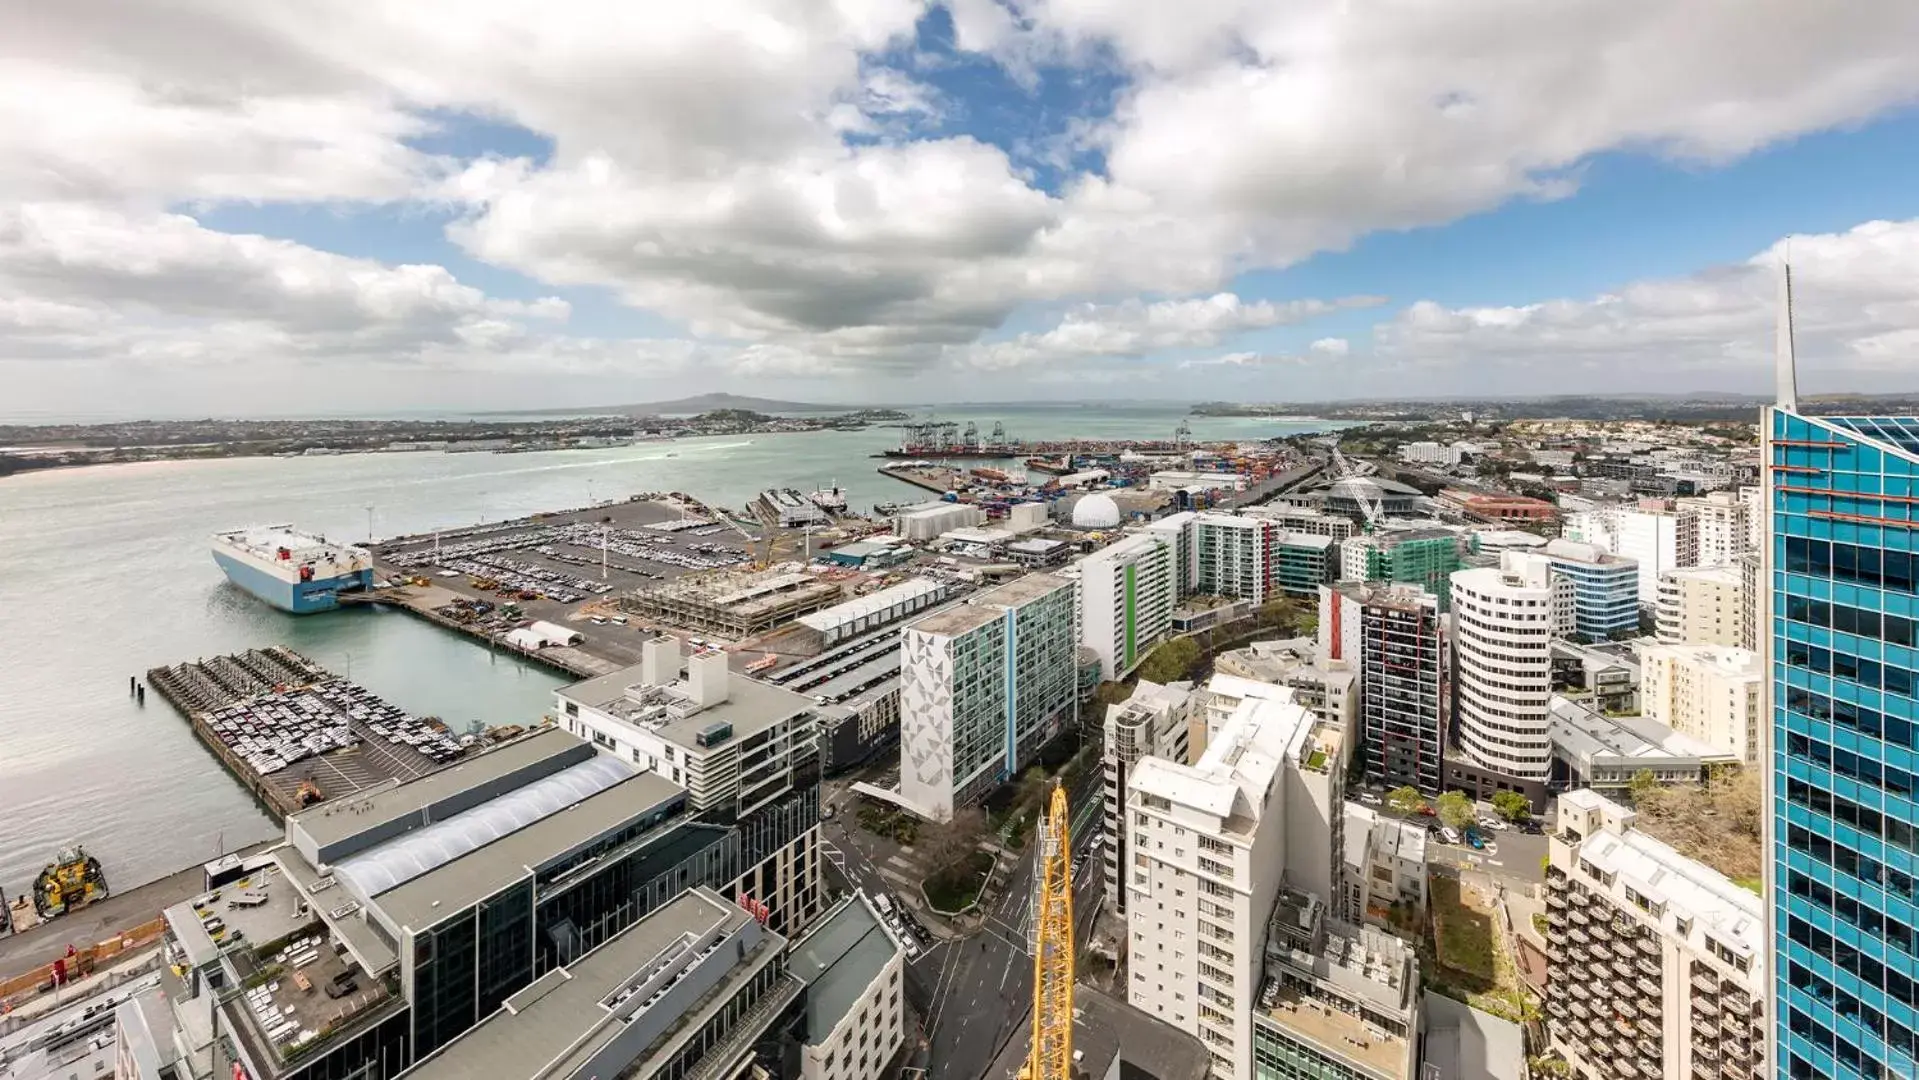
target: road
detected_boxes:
[917,767,1104,1080]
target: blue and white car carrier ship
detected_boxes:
[211,525,375,613]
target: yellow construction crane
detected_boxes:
[1021,784,1075,1080]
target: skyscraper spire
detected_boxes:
[1775,256,1798,411]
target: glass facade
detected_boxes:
[1770,409,1919,1080]
[1547,557,1640,639]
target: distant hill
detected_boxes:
[509,392,852,416]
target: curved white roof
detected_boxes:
[334,754,633,896]
[1072,493,1121,528]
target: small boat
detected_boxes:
[33,845,109,919]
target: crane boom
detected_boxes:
[1023,784,1075,1080]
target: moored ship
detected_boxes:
[212,525,375,613]
[33,845,109,919]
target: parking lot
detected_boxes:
[1350,786,1552,889]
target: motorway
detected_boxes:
[821,765,1105,1080]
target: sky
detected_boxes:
[6,1,1919,418]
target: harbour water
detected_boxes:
[0,406,1337,894]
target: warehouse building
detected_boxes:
[797,578,950,648]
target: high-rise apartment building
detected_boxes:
[1322,582,1445,794]
[1450,553,1565,783]
[1736,551,1761,652]
[1563,503,1701,605]
[1678,489,1754,567]
[1102,679,1194,914]
[1546,790,1765,1080]
[1125,685,1346,1080]
[1738,485,1763,551]
[1654,564,1747,646]
[1271,531,1337,599]
[1543,537,1641,639]
[1080,531,1180,681]
[1766,400,1919,1079]
[1193,513,1277,602]
[1637,642,1762,764]
[897,573,1078,821]
[1213,637,1358,735]
[1339,529,1464,608]
[1146,511,1200,594]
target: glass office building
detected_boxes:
[1768,408,1919,1080]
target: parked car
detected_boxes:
[1439,827,1460,844]
[1357,792,1383,806]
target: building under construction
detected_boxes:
[621,564,845,638]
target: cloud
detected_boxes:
[0,203,568,366]
[5,0,1919,411]
[961,292,1380,369]
[1371,217,1919,389]
[1309,337,1349,356]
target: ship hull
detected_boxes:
[212,550,373,614]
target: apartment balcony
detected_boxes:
[1693,1021,1719,1046]
[1636,1038,1661,1061]
[1635,933,1660,955]
[1548,891,1568,910]
[1547,926,1567,946]
[1636,1017,1661,1040]
[1588,939,1612,960]
[1570,928,1592,946]
[1691,973,1719,997]
[1634,1058,1663,1080]
[1636,955,1660,979]
[1569,982,1592,1001]
[1636,994,1662,1018]
[1568,998,1593,1019]
[1569,907,1592,927]
[1547,999,1568,1019]
[1570,888,1593,905]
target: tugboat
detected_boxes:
[33,845,109,919]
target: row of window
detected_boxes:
[1784,731,1919,799]
[1783,536,1919,595]
[1783,640,1919,698]
[1783,595,1918,646]
[1785,867,1919,961]
[1784,686,1919,752]
[1785,822,1919,904]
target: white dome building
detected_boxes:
[1071,493,1122,529]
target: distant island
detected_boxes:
[508,392,905,419]
[1197,393,1919,423]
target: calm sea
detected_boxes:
[0,406,1339,893]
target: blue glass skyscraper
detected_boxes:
[1768,266,1919,1080]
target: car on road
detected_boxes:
[1357,792,1383,806]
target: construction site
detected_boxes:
[621,564,848,638]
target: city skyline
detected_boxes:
[5,3,1919,416]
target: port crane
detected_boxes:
[1021,785,1075,1080]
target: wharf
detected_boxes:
[0,842,273,984]
[145,648,482,823]
[876,464,969,495]
[348,584,619,679]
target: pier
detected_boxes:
[145,648,491,823]
[876,463,970,495]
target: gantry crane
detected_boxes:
[1021,784,1075,1080]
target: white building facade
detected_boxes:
[1079,531,1179,681]
[1676,490,1753,568]
[1636,642,1763,764]
[897,573,1078,821]
[1545,790,1766,1080]
[1126,686,1345,1080]
[1449,553,1565,782]
[1562,504,1700,605]
[1102,679,1194,914]
[1654,564,1747,647]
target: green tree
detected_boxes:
[1385,786,1426,816]
[1436,791,1477,830]
[1628,768,1659,805]
[1137,637,1201,683]
[1491,791,1532,823]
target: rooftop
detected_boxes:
[987,984,1210,1080]
[290,727,593,858]
[786,894,901,1043]
[399,889,773,1080]
[903,571,1068,636]
[1004,537,1067,554]
[1420,992,1527,1080]
[1262,891,1418,1080]
[373,770,684,933]
[1133,682,1315,829]
[559,657,815,749]
[1547,696,1736,767]
[798,577,946,634]
[1660,564,1742,586]
[1561,791,1764,969]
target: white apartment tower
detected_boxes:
[1562,504,1701,605]
[1676,490,1753,568]
[1126,685,1345,1080]
[897,573,1078,821]
[1079,531,1179,681]
[1545,790,1766,1080]
[1449,552,1565,782]
[1101,679,1194,915]
[1637,642,1763,764]
[1654,564,1747,647]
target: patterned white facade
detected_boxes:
[898,573,1078,821]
